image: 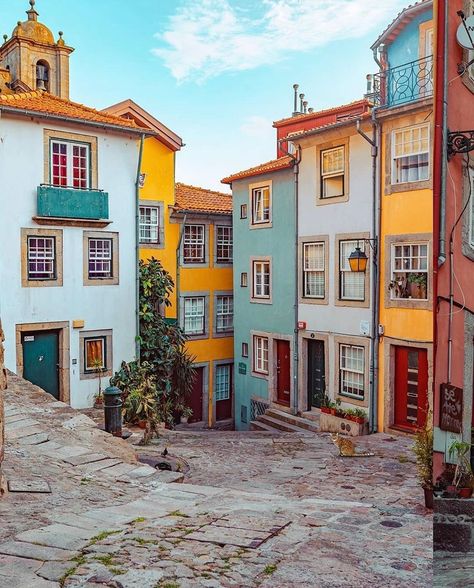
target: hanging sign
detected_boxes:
[440,383,463,434]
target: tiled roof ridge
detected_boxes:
[273,98,369,127]
[371,0,432,49]
[175,182,231,199]
[222,155,293,184]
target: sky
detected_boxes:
[0,0,409,191]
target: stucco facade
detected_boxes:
[0,321,6,497]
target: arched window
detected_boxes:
[36,60,49,91]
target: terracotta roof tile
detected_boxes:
[0,90,142,131]
[371,0,432,49]
[273,99,369,127]
[175,183,232,215]
[222,156,293,184]
[287,111,372,140]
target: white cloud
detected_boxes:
[153,0,405,83]
[240,115,274,138]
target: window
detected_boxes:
[139,206,160,244]
[51,140,90,189]
[216,226,233,263]
[216,295,233,333]
[240,204,248,219]
[242,342,249,357]
[340,344,365,400]
[252,186,271,224]
[183,225,205,263]
[84,337,106,373]
[339,240,365,301]
[88,238,112,279]
[392,124,430,184]
[184,297,205,335]
[241,272,248,287]
[253,335,269,374]
[321,146,345,198]
[303,242,325,298]
[215,364,231,401]
[27,236,56,280]
[390,243,428,300]
[252,260,271,299]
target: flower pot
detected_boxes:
[320,407,331,414]
[330,408,336,415]
[423,487,434,509]
[458,487,473,499]
[353,416,365,424]
[180,416,189,425]
[93,398,103,409]
[137,420,147,430]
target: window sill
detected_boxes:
[33,216,112,229]
[250,298,272,305]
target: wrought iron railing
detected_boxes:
[371,55,433,108]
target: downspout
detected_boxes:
[175,213,188,327]
[438,0,449,268]
[135,134,145,360]
[357,116,380,433]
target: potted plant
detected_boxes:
[413,422,433,509]
[122,376,158,429]
[320,394,332,414]
[408,273,427,300]
[180,406,193,424]
[91,358,105,409]
[449,440,474,498]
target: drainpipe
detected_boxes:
[438,0,449,269]
[135,134,145,360]
[357,116,380,433]
[277,140,300,414]
[175,213,188,327]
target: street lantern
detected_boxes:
[348,246,368,273]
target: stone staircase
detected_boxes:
[250,408,319,434]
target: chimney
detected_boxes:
[292,84,299,116]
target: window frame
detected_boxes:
[88,237,113,280]
[249,181,272,228]
[241,342,249,358]
[21,228,63,288]
[214,294,234,335]
[320,145,346,200]
[240,204,248,219]
[253,335,269,375]
[183,224,206,264]
[215,225,233,264]
[339,343,366,401]
[83,336,107,374]
[183,296,206,336]
[50,139,91,190]
[390,242,429,302]
[251,258,271,302]
[83,231,119,286]
[302,241,326,300]
[391,124,430,186]
[338,239,366,302]
[27,235,57,281]
[79,329,113,381]
[215,363,232,402]
[139,205,160,245]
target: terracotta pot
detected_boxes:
[458,487,473,499]
[320,407,331,414]
[137,420,147,429]
[93,398,103,409]
[446,485,457,494]
[423,487,434,509]
[353,417,365,424]
[330,408,336,415]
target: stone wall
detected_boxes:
[434,498,474,552]
[0,321,6,496]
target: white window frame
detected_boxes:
[50,139,91,189]
[215,295,233,333]
[339,240,365,301]
[391,124,430,185]
[27,235,56,280]
[139,206,160,244]
[253,335,269,375]
[390,242,429,301]
[88,238,113,279]
[339,344,365,400]
[252,186,271,225]
[252,260,271,299]
[321,145,345,199]
[183,224,205,263]
[84,336,106,373]
[303,242,325,299]
[183,296,205,335]
[215,364,231,401]
[216,226,233,263]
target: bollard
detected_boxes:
[103,385,122,437]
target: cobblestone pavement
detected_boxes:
[0,375,432,587]
[434,552,474,586]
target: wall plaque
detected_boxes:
[440,383,463,434]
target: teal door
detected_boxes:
[22,331,59,399]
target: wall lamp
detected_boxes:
[348,238,377,273]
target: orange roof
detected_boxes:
[222,156,293,185]
[0,91,146,133]
[287,111,372,140]
[175,183,232,215]
[371,0,432,49]
[273,99,369,128]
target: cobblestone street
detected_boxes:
[0,374,432,587]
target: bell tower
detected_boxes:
[0,1,74,98]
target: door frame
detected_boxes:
[190,361,209,426]
[212,359,234,426]
[16,321,70,404]
[384,337,433,433]
[298,332,330,413]
[270,334,295,413]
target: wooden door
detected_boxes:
[307,339,325,408]
[216,364,233,421]
[22,331,59,399]
[276,340,291,407]
[394,347,428,430]
[188,367,204,423]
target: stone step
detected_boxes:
[265,409,319,433]
[255,414,312,434]
[249,420,282,433]
[300,410,321,424]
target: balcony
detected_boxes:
[34,185,110,228]
[371,56,433,109]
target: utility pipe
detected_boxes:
[438,0,449,268]
[135,134,145,360]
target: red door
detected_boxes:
[188,367,204,423]
[276,340,291,407]
[394,347,428,430]
[216,364,233,421]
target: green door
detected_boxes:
[22,331,59,400]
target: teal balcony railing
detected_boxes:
[37,185,109,220]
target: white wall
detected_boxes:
[0,115,139,408]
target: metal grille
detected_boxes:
[250,397,270,422]
[372,56,433,108]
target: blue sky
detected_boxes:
[1,0,408,191]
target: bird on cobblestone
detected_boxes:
[161,447,168,457]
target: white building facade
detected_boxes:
[292,117,376,420]
[0,95,145,408]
